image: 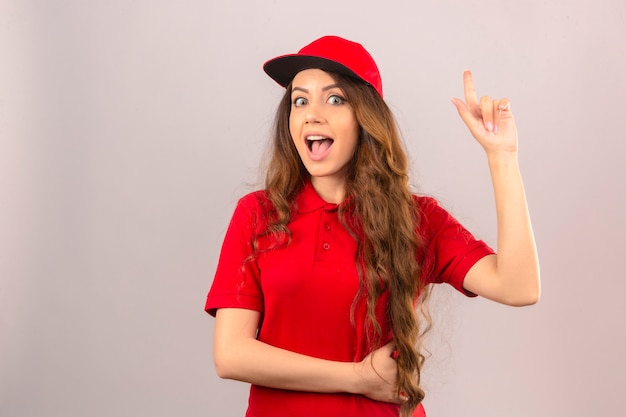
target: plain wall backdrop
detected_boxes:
[1,1,625,416]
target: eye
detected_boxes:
[327,94,346,105]
[293,97,307,107]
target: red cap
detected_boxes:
[263,36,383,97]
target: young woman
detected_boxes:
[205,35,540,417]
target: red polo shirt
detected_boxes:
[206,181,494,417]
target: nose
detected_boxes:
[304,101,324,124]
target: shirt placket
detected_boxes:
[315,207,338,264]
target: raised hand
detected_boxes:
[449,71,541,308]
[451,70,518,154]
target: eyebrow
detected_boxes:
[291,84,341,94]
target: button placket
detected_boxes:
[317,209,337,262]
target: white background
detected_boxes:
[1,1,625,416]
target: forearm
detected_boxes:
[212,308,396,398]
[214,334,360,393]
[487,151,540,304]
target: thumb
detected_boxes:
[450,97,474,126]
[379,342,395,356]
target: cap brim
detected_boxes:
[263,55,363,88]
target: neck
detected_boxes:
[310,176,346,204]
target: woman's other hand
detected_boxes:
[451,70,518,155]
[355,342,405,404]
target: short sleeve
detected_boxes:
[417,196,495,296]
[205,193,266,316]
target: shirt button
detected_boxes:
[322,243,330,250]
[324,224,331,231]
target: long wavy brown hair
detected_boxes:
[262,71,432,416]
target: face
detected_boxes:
[289,69,359,193]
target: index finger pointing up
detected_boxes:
[463,70,478,107]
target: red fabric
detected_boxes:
[206,181,494,416]
[263,35,384,97]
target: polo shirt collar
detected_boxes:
[296,180,343,213]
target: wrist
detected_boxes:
[347,361,365,395]
[486,150,519,170]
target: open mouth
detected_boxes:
[306,135,334,154]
